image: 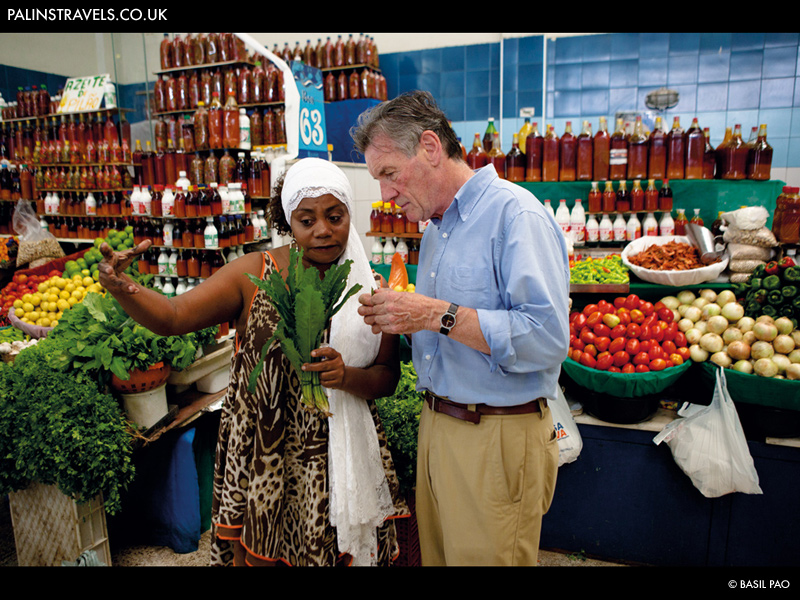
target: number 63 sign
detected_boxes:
[292,62,327,154]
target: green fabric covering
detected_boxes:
[561,356,692,398]
[698,361,800,411]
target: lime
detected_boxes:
[93,237,105,248]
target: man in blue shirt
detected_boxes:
[353,91,570,566]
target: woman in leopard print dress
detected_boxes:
[99,159,409,566]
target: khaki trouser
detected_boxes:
[415,399,559,566]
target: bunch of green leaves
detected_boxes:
[46,291,215,386]
[246,247,362,416]
[0,340,135,515]
[374,361,423,494]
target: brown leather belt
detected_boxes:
[424,392,545,424]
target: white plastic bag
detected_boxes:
[653,367,762,498]
[551,385,583,467]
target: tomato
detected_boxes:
[640,301,655,316]
[593,322,611,338]
[571,312,587,330]
[571,349,583,363]
[594,336,611,353]
[580,329,596,346]
[639,325,652,341]
[626,323,641,339]
[622,363,636,374]
[674,331,687,348]
[612,350,630,367]
[649,344,664,361]
[625,338,640,355]
[657,307,675,323]
[583,344,597,357]
[608,366,622,373]
[14,274,28,284]
[582,303,599,317]
[616,309,631,326]
[571,338,585,351]
[629,308,645,323]
[662,340,677,356]
[596,353,614,371]
[610,325,627,341]
[635,363,650,373]
[677,347,691,361]
[613,296,626,308]
[633,351,650,366]
[579,352,597,369]
[649,358,667,371]
[653,301,666,312]
[639,339,652,353]
[663,322,678,342]
[669,353,684,366]
[586,311,603,327]
[650,325,664,343]
[642,314,658,329]
[624,294,640,310]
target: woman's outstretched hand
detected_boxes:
[98,239,152,295]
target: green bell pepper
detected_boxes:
[751,263,766,279]
[762,304,778,318]
[749,277,763,290]
[783,266,800,283]
[762,274,782,290]
[768,289,784,305]
[782,285,798,299]
[779,304,796,319]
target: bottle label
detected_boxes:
[586,225,599,243]
[204,233,219,248]
[599,225,612,242]
[609,148,628,165]
[371,252,383,265]
[660,225,674,237]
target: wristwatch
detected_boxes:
[439,303,459,336]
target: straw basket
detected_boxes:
[110,361,170,394]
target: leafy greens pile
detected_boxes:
[246,247,362,416]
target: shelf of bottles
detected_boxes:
[366,200,422,266]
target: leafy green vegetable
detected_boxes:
[246,247,362,416]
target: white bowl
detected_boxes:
[621,235,729,286]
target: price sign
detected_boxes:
[291,61,327,155]
[57,74,110,114]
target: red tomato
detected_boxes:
[582,303,599,317]
[663,322,678,342]
[625,338,640,355]
[649,358,667,371]
[571,338,585,351]
[640,301,655,316]
[596,353,614,371]
[626,323,641,339]
[609,337,627,354]
[649,344,664,361]
[571,313,587,330]
[14,274,28,284]
[598,302,615,315]
[571,349,583,363]
[613,296,626,308]
[608,366,622,373]
[635,364,650,373]
[677,347,691,361]
[579,353,597,369]
[586,311,603,327]
[639,339,652,353]
[650,325,664,343]
[633,351,650,366]
[624,294,640,310]
[674,331,687,348]
[662,340,677,356]
[639,326,652,341]
[653,301,666,312]
[669,353,684,366]
[657,307,675,322]
[642,314,658,329]
[617,309,631,326]
[622,363,636,374]
[594,336,611,353]
[583,344,597,357]
[580,329,596,346]
[613,350,630,367]
[610,324,627,339]
[593,323,611,338]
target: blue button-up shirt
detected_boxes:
[411,165,570,407]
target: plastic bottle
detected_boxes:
[658,179,673,212]
[140,186,152,215]
[204,217,219,248]
[747,124,772,181]
[626,212,642,241]
[690,208,703,226]
[593,116,610,181]
[576,120,593,181]
[630,179,644,212]
[613,213,627,243]
[239,108,251,150]
[162,278,175,298]
[163,218,174,247]
[175,277,187,296]
[157,249,170,274]
[684,117,704,180]
[85,191,96,215]
[382,237,395,265]
[525,122,543,182]
[615,180,630,213]
[542,125,559,182]
[543,198,555,219]
[130,185,142,215]
[162,186,175,216]
[585,214,599,246]
[169,249,179,275]
[482,118,497,153]
[555,199,571,238]
[666,116,685,179]
[505,133,525,182]
[643,212,658,237]
[599,213,613,245]
[518,118,533,155]
[659,211,675,236]
[467,132,487,169]
[487,132,505,179]
[648,116,667,180]
[395,238,409,264]
[602,181,616,213]
[674,208,688,235]
[570,198,586,247]
[627,115,648,180]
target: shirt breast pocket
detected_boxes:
[444,266,496,307]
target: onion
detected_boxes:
[706,315,729,335]
[702,303,722,319]
[694,320,708,334]
[789,349,800,364]
[700,332,724,353]
[753,321,778,342]
[700,289,718,303]
[678,304,690,317]
[751,340,775,360]
[689,344,709,363]
[710,352,732,368]
[677,290,696,306]
[685,327,703,345]
[684,305,703,323]
[715,289,736,306]
[727,339,751,360]
[772,353,791,374]
[754,358,779,378]
[773,334,796,355]
[692,297,709,309]
[678,318,695,332]
[742,330,757,346]
[723,327,743,344]
[737,316,756,333]
[660,295,680,310]
[786,363,800,380]
[720,302,745,323]
[756,315,775,325]
[733,359,754,374]
[774,317,794,336]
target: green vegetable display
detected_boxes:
[570,255,629,285]
[246,247,362,416]
[735,256,800,326]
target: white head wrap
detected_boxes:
[280,158,394,566]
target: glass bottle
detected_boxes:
[684,117,704,179]
[746,124,772,181]
[542,124,559,183]
[602,181,616,213]
[466,132,487,169]
[627,115,648,180]
[558,121,577,181]
[615,180,630,213]
[525,122,543,182]
[666,116,685,180]
[648,115,667,180]
[593,116,610,181]
[587,181,602,213]
[690,208,703,227]
[208,92,223,150]
[720,124,748,180]
[644,179,659,212]
[702,128,716,179]
[674,208,688,235]
[487,132,506,180]
[483,118,498,153]
[518,118,533,156]
[609,117,628,180]
[715,126,732,179]
[630,179,644,212]
[576,120,593,181]
[505,133,525,182]
[658,179,673,212]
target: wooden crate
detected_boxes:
[8,481,111,566]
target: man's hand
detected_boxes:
[357,288,439,336]
[98,239,151,295]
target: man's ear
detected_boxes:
[418,130,443,166]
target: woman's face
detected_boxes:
[290,194,350,271]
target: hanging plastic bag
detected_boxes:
[653,366,762,498]
[551,385,583,467]
[12,198,63,267]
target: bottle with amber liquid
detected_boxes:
[559,121,577,182]
[746,124,772,181]
[602,181,616,213]
[616,180,631,213]
[689,208,703,227]
[483,118,498,153]
[608,118,628,180]
[644,179,659,212]
[542,125,559,183]
[702,128,716,179]
[505,133,525,182]
[715,126,732,178]
[718,124,748,180]
[576,120,593,181]
[684,117,704,179]
[626,116,648,180]
[674,208,688,235]
[593,116,610,181]
[487,132,506,180]
[648,116,667,180]
[666,116,685,179]
[587,181,602,213]
[630,179,644,213]
[659,180,674,212]
[525,122,543,182]
[466,133,487,169]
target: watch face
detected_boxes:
[441,313,456,328]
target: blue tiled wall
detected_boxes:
[379,32,800,170]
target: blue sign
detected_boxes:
[291,61,327,156]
